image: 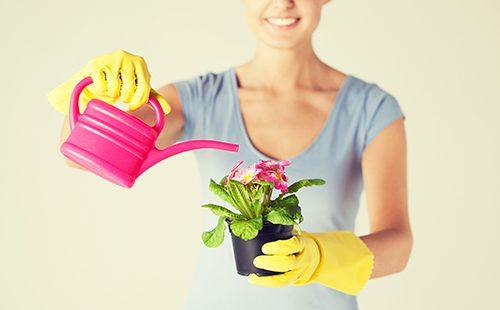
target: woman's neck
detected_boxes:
[238,39,330,92]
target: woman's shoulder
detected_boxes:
[342,74,403,118]
[346,74,397,102]
[345,74,406,151]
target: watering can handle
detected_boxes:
[69,77,165,134]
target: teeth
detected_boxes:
[267,17,298,26]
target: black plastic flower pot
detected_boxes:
[226,218,294,276]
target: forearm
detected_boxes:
[360,227,413,278]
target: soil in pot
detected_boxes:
[226,218,294,276]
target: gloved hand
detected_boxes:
[47,50,171,115]
[248,230,374,295]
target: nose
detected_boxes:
[272,0,294,9]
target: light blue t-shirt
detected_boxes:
[173,67,405,310]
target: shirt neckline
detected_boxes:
[228,67,353,163]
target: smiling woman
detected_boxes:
[243,0,327,49]
[166,0,411,307]
[48,0,411,309]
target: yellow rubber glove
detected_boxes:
[249,230,374,295]
[47,50,170,115]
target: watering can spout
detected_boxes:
[138,140,239,176]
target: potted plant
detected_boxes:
[201,159,325,276]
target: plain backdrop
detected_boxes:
[1,0,499,309]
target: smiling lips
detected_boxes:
[265,17,300,29]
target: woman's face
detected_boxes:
[241,0,330,49]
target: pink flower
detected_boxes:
[225,160,244,186]
[254,159,291,193]
[255,159,291,173]
[232,164,262,185]
[225,159,291,192]
[228,160,243,179]
[257,170,288,192]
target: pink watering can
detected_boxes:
[60,77,239,188]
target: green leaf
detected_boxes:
[218,175,228,186]
[201,204,244,220]
[267,198,279,209]
[267,194,298,210]
[283,196,302,222]
[209,179,236,207]
[228,180,254,218]
[266,192,305,225]
[284,179,326,195]
[293,208,303,223]
[253,180,274,188]
[251,186,265,216]
[287,178,326,193]
[284,204,303,223]
[230,216,263,241]
[202,216,227,248]
[265,208,296,226]
[279,194,299,208]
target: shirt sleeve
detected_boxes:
[173,72,218,141]
[362,91,406,151]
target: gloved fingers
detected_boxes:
[89,66,111,95]
[118,64,137,104]
[133,56,151,86]
[293,251,319,284]
[128,60,152,110]
[81,88,117,106]
[261,236,304,255]
[291,268,314,286]
[106,66,121,99]
[248,269,299,287]
[253,254,297,272]
[149,88,171,114]
[128,83,149,111]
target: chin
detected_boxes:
[260,36,306,50]
[256,25,311,50]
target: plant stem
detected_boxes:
[262,186,271,214]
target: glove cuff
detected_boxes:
[308,230,374,295]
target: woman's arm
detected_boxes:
[248,117,411,293]
[59,83,185,169]
[360,118,413,278]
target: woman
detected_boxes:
[49,0,412,309]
